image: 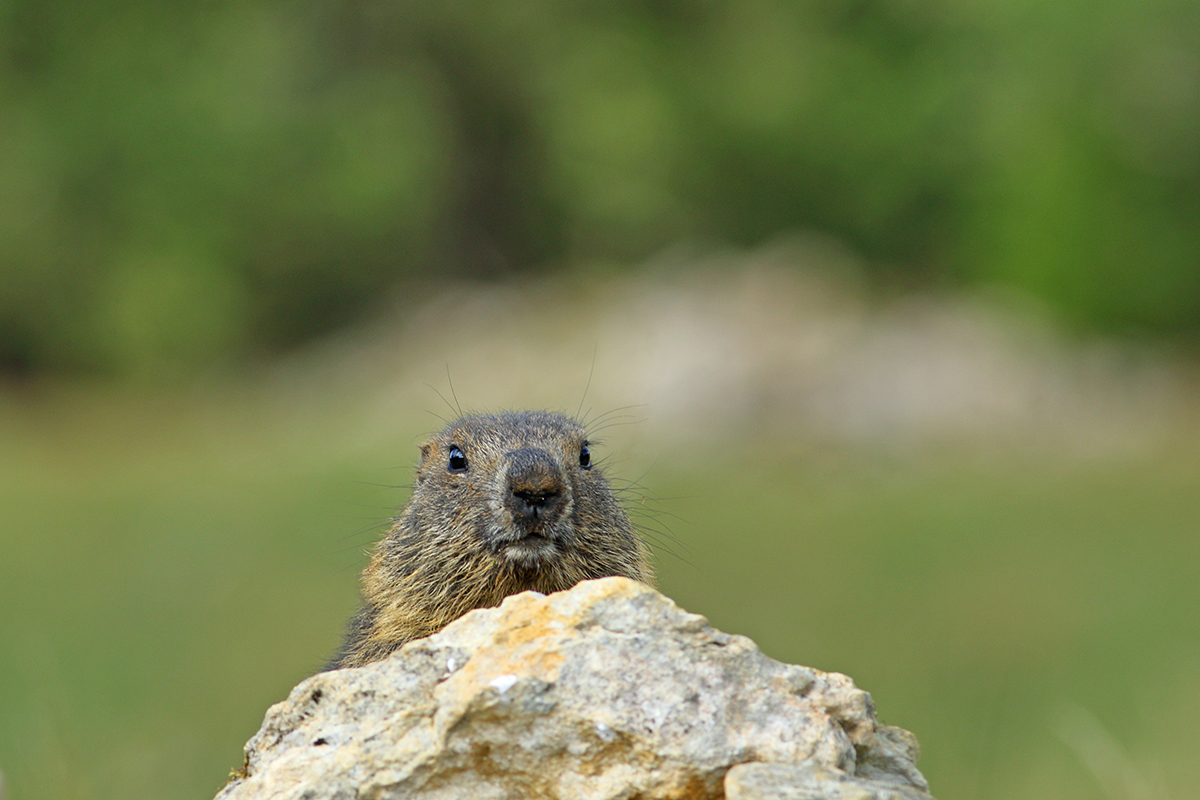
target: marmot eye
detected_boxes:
[447,446,468,473]
[579,443,591,469]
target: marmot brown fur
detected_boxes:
[327,410,652,669]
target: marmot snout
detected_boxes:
[499,447,571,552]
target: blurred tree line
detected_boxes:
[2,0,1198,377]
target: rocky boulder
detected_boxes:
[218,577,932,800]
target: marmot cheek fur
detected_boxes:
[327,410,653,669]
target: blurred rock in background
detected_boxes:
[264,241,1193,461]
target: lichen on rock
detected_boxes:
[217,577,933,800]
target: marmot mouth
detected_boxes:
[507,532,553,549]
[499,532,559,565]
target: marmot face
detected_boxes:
[413,411,623,571]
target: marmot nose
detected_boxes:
[505,448,567,526]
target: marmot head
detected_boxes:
[411,411,632,571]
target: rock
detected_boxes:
[218,577,933,800]
[725,761,931,800]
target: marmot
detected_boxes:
[327,410,653,669]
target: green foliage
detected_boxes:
[3,0,1199,376]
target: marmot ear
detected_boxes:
[418,442,432,464]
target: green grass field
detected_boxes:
[2,383,1197,799]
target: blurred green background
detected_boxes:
[3,0,1200,378]
[2,1,1200,799]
